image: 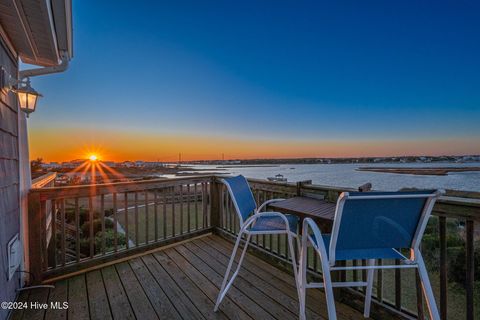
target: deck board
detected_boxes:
[128,257,182,320]
[116,261,158,320]
[141,253,206,319]
[186,240,300,319]
[86,271,112,320]
[196,238,324,320]
[175,244,275,319]
[23,287,48,320]
[164,248,252,320]
[101,265,135,320]
[154,251,228,320]
[10,234,366,320]
[67,275,90,320]
[45,280,67,320]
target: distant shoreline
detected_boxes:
[357,167,480,176]
[216,165,279,168]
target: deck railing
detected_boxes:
[28,175,479,319]
[28,176,212,280]
[213,178,479,320]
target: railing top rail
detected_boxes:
[31,172,57,188]
[30,175,215,200]
[30,174,480,219]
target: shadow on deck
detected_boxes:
[11,235,365,320]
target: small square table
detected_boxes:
[268,196,336,232]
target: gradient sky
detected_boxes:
[28,1,480,161]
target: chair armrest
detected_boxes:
[242,211,290,233]
[302,218,323,249]
[256,198,286,213]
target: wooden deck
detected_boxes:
[11,235,365,320]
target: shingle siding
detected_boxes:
[0,38,20,320]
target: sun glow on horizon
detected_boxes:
[89,154,98,161]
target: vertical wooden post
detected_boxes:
[28,192,45,284]
[439,216,447,320]
[210,177,221,231]
[465,220,474,320]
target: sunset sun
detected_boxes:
[89,154,98,161]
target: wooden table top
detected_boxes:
[269,196,336,231]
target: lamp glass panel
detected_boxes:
[17,91,28,109]
[26,92,38,111]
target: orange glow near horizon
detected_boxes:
[28,127,480,162]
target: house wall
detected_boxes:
[0,35,20,320]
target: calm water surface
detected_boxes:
[190,162,480,192]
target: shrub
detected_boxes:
[80,218,115,236]
[448,243,480,286]
[95,229,127,253]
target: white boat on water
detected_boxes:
[267,174,287,182]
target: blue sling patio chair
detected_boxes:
[214,175,301,311]
[298,190,444,320]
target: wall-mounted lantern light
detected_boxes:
[12,78,42,117]
[1,67,43,118]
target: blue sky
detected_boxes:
[29,1,480,160]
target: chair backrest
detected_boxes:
[329,190,442,264]
[222,175,257,225]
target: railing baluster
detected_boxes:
[395,259,401,310]
[377,259,383,302]
[439,216,447,320]
[362,259,367,291]
[89,197,94,258]
[51,199,57,268]
[254,189,260,245]
[232,193,236,232]
[415,270,424,320]
[259,190,267,249]
[113,193,118,252]
[466,219,474,320]
[60,199,66,266]
[162,189,167,238]
[100,195,105,255]
[269,192,273,252]
[172,186,176,237]
[40,200,47,272]
[75,198,80,262]
[220,185,225,230]
[180,184,184,235]
[205,182,212,228]
[187,184,191,233]
[145,191,149,244]
[134,192,139,246]
[225,191,230,232]
[194,183,199,230]
[123,193,128,250]
[202,182,208,228]
[154,189,158,242]
[352,260,358,283]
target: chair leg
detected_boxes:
[320,259,337,320]
[364,259,375,318]
[298,237,308,320]
[416,253,440,320]
[288,234,300,297]
[214,232,251,311]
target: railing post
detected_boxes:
[439,216,447,320]
[296,180,312,196]
[465,219,474,320]
[27,192,45,284]
[210,177,222,231]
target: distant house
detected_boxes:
[0,1,73,319]
[102,161,116,167]
[121,161,135,168]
